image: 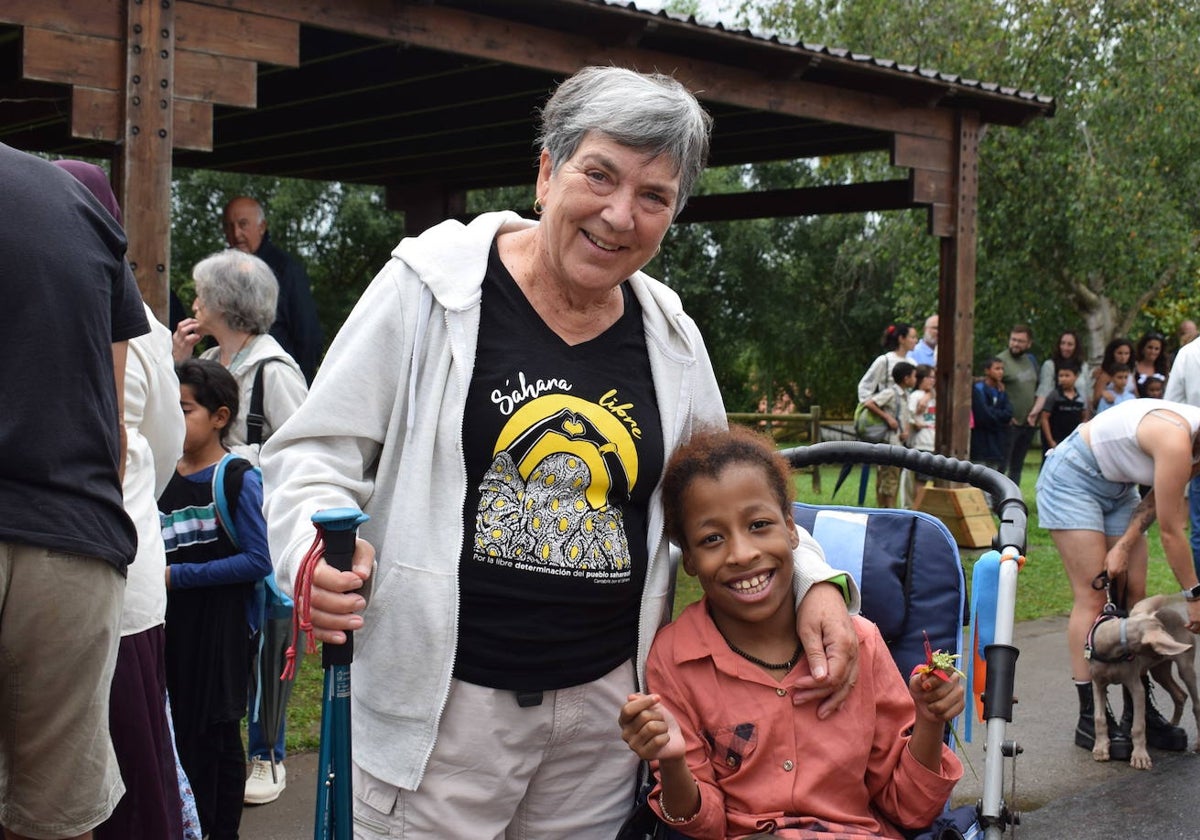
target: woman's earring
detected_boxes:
[533,197,544,216]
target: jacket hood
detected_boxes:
[392,210,697,355]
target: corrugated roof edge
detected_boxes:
[594,0,1055,109]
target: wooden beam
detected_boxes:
[73,87,213,151]
[0,0,121,39]
[71,86,120,142]
[677,180,912,224]
[935,111,981,461]
[909,168,951,205]
[929,203,953,237]
[176,1,299,67]
[175,48,257,107]
[191,0,956,141]
[116,0,175,322]
[386,182,467,235]
[173,98,213,151]
[22,28,122,90]
[892,133,953,173]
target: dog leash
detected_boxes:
[1085,571,1133,663]
[1091,571,1127,618]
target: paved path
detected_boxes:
[242,612,1200,838]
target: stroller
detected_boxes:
[625,441,1027,840]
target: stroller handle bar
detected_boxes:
[779,442,1028,554]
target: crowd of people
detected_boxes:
[8,60,1200,840]
[856,316,1200,770]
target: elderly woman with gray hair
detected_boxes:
[173,249,307,465]
[260,66,859,836]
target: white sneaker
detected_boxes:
[244,757,286,805]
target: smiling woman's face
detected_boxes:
[533,133,680,306]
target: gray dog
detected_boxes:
[1087,594,1198,769]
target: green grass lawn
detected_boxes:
[279,451,1182,753]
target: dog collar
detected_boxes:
[1084,613,1134,664]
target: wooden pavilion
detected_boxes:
[0,0,1053,457]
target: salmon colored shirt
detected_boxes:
[646,605,962,839]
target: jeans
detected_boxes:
[247,711,285,763]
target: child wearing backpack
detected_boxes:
[159,358,272,840]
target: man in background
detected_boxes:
[0,143,149,840]
[996,324,1039,484]
[911,314,938,368]
[223,196,324,382]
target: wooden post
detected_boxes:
[116,0,175,323]
[387,182,467,237]
[935,112,981,461]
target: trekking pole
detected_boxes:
[310,508,369,840]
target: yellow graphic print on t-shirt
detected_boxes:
[474,394,639,575]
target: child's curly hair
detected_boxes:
[661,425,794,547]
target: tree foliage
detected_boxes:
[653,0,1200,411]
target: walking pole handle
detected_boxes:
[312,508,370,668]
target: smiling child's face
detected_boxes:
[679,463,799,636]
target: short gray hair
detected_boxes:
[537,66,712,214]
[193,249,278,335]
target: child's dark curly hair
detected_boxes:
[661,425,794,547]
[176,358,240,442]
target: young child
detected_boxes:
[970,357,1012,472]
[1139,373,1166,399]
[906,364,936,509]
[1096,363,1136,413]
[864,361,917,507]
[159,358,272,840]
[1039,360,1089,454]
[618,427,963,839]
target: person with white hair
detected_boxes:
[261,66,860,837]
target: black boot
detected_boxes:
[1075,682,1132,760]
[1122,675,1187,751]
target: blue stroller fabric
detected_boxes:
[792,503,966,678]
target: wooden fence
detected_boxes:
[727,406,826,492]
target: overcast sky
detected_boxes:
[632,1,738,22]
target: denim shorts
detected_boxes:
[1035,430,1140,535]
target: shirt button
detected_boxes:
[776,688,787,697]
[782,759,794,771]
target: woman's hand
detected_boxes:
[792,582,859,717]
[307,537,375,645]
[619,693,685,762]
[1104,539,1133,580]
[1186,599,1200,634]
[172,317,203,362]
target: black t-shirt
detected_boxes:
[0,145,148,569]
[1044,387,1086,446]
[455,244,663,690]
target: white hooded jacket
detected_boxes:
[261,211,852,792]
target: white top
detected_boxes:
[908,389,936,452]
[1166,339,1200,407]
[121,304,186,636]
[1088,399,1200,485]
[856,351,910,404]
[201,333,307,465]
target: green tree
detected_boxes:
[726,0,1200,363]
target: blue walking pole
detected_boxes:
[311,508,369,840]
